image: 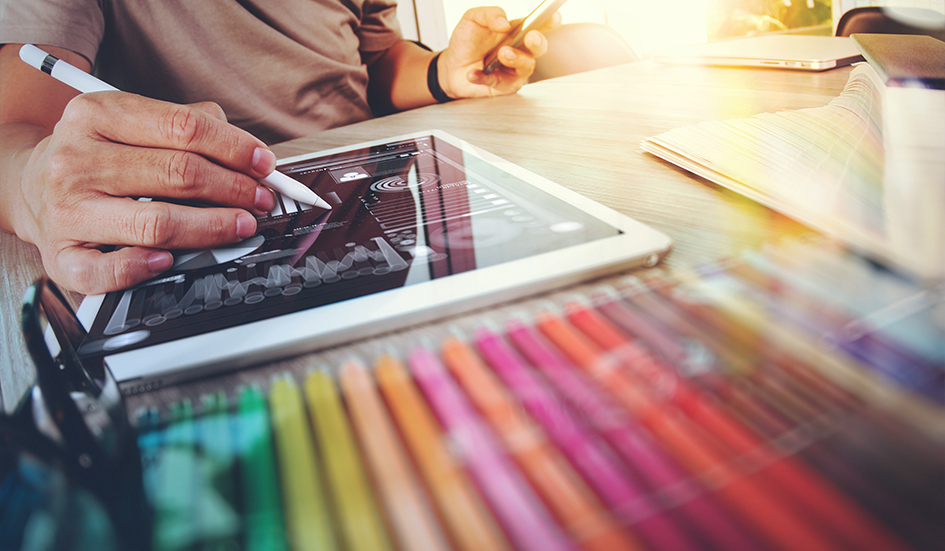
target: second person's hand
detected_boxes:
[438,6,560,98]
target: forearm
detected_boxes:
[366,40,440,115]
[0,123,48,239]
[365,7,551,116]
[0,43,83,241]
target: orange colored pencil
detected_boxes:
[374,353,512,551]
[339,360,450,551]
[535,310,841,551]
[566,300,911,551]
[441,337,642,551]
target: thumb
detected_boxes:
[53,246,173,294]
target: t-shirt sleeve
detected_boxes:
[0,0,105,65]
[357,0,403,53]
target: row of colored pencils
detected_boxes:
[135,239,943,551]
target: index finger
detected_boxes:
[536,11,563,34]
[463,6,512,33]
[61,92,274,179]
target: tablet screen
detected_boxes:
[78,134,622,357]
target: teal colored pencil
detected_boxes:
[135,406,162,503]
[152,400,198,551]
[198,391,241,551]
[237,385,289,551]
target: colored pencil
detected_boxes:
[135,406,162,503]
[642,270,944,510]
[441,336,642,551]
[374,353,512,551]
[535,310,842,551]
[504,319,767,551]
[648,269,944,458]
[197,392,240,550]
[304,369,394,551]
[566,299,911,551]
[641,270,944,546]
[339,360,450,551]
[640,271,944,506]
[236,386,289,551]
[152,400,199,551]
[468,329,700,550]
[269,376,336,551]
[711,368,943,549]
[407,345,577,551]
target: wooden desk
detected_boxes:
[0,61,854,411]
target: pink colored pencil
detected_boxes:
[407,345,577,551]
[474,327,703,551]
[505,318,768,551]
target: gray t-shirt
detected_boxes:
[0,0,402,144]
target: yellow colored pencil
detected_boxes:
[340,360,450,551]
[304,369,393,551]
[375,353,512,551]
[269,375,336,551]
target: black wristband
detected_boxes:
[427,52,453,103]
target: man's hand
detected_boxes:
[1,44,277,295]
[18,94,278,294]
[439,6,560,99]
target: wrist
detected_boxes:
[427,52,454,103]
[0,124,47,240]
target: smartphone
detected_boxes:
[482,0,569,74]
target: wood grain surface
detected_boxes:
[0,61,853,411]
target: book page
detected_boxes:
[641,63,943,279]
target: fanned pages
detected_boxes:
[642,62,944,280]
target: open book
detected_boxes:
[642,38,944,280]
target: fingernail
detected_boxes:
[147,251,173,273]
[255,186,275,211]
[252,147,276,175]
[497,17,510,29]
[237,212,257,239]
[504,48,517,61]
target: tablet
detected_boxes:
[651,35,864,71]
[75,130,672,391]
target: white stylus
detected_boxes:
[19,43,331,210]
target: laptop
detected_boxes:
[651,35,865,71]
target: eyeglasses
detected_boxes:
[1,277,151,549]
